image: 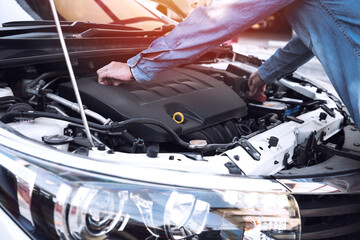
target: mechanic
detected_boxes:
[97,0,360,128]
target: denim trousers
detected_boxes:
[127,0,360,128]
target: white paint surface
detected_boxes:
[0,208,31,240]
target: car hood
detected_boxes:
[150,0,212,18]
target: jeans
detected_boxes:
[127,0,360,128]
[259,0,360,128]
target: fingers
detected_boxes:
[97,71,109,85]
[96,66,106,75]
[262,84,266,92]
[97,62,116,85]
[248,72,257,96]
[97,71,117,86]
[97,64,109,85]
[97,61,134,86]
[248,71,266,96]
[96,63,110,75]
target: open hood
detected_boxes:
[150,0,212,18]
[5,0,175,30]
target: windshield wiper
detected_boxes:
[2,20,141,30]
[2,20,75,27]
[0,21,142,37]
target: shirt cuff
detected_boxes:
[127,37,173,82]
[128,58,153,83]
[257,60,282,83]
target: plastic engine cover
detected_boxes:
[59,68,247,142]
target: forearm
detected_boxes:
[128,0,294,82]
[258,35,314,83]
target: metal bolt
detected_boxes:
[64,128,74,136]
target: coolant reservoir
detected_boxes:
[7,118,70,151]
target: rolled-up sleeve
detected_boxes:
[258,35,314,83]
[128,0,295,82]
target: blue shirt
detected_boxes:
[127,0,360,128]
[127,0,295,82]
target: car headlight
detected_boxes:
[0,147,301,240]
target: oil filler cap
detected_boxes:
[173,112,184,124]
[42,134,73,145]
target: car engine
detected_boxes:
[58,67,247,143]
[0,60,348,175]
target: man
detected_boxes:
[97,0,360,128]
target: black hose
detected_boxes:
[1,111,105,128]
[110,118,191,149]
[26,71,65,92]
[1,111,190,149]
[3,111,249,152]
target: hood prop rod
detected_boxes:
[49,0,95,147]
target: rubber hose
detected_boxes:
[1,111,190,149]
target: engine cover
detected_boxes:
[59,68,247,142]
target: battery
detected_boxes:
[248,101,300,120]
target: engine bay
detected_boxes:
[58,67,247,143]
[0,60,352,175]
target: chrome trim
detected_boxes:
[54,183,72,240]
[118,214,130,232]
[276,171,360,194]
[0,150,36,226]
[16,168,36,227]
[130,192,159,238]
[68,187,96,239]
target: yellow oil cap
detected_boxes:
[172,112,184,124]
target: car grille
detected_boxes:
[294,194,360,239]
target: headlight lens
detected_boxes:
[0,148,301,240]
[67,187,128,238]
[164,192,210,239]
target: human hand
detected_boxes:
[97,61,134,86]
[248,71,266,96]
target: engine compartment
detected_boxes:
[0,60,352,175]
[58,67,247,143]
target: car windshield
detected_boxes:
[1,0,170,30]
